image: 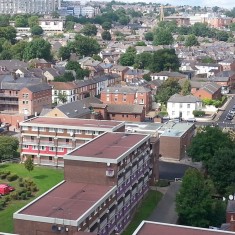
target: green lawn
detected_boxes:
[0,163,64,233]
[122,190,163,235]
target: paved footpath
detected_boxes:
[148,182,181,224]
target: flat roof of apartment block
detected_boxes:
[15,181,115,221]
[21,117,124,130]
[133,221,235,235]
[67,132,149,161]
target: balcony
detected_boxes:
[0,93,18,98]
[0,100,18,105]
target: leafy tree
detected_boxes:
[15,15,28,27]
[0,26,16,43]
[134,52,152,69]
[118,15,130,25]
[0,50,12,60]
[229,23,235,32]
[149,49,180,73]
[69,34,100,57]
[158,20,177,33]
[11,40,28,60]
[177,35,185,42]
[24,156,34,172]
[216,31,229,42]
[155,78,181,104]
[0,15,10,27]
[0,136,19,162]
[144,32,154,41]
[177,26,192,35]
[143,74,151,82]
[54,72,75,82]
[65,21,75,31]
[51,11,60,18]
[102,21,112,30]
[30,25,43,35]
[181,80,191,95]
[119,46,136,66]
[191,23,209,37]
[28,16,39,28]
[92,54,102,61]
[212,6,219,12]
[185,34,199,46]
[208,148,235,194]
[101,30,111,40]
[135,41,146,46]
[58,46,71,60]
[65,61,89,80]
[176,169,214,227]
[81,24,97,36]
[23,38,52,61]
[57,92,67,104]
[187,126,234,170]
[2,40,12,50]
[201,56,215,64]
[153,28,173,45]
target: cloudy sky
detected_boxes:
[92,0,235,9]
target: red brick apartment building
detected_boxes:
[101,86,152,112]
[133,221,235,235]
[14,132,159,235]
[20,117,125,167]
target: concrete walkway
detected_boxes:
[148,182,181,224]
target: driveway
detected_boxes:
[148,182,181,224]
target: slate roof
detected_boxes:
[0,59,28,71]
[107,104,144,114]
[200,82,221,94]
[0,75,42,90]
[102,85,150,94]
[168,94,201,103]
[26,83,52,93]
[55,100,91,118]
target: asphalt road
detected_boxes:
[159,161,192,181]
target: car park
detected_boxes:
[226,114,233,120]
[229,110,235,116]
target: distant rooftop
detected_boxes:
[66,132,149,163]
[21,117,124,131]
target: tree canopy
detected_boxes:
[30,25,43,35]
[155,78,181,104]
[23,38,52,61]
[101,30,111,40]
[0,136,19,162]
[185,34,199,47]
[68,34,100,57]
[176,168,225,227]
[81,24,97,36]
[153,28,174,45]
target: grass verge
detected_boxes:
[0,163,64,233]
[122,190,163,235]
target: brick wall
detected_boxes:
[64,160,117,186]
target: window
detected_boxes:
[187,111,190,116]
[49,137,52,141]
[172,111,175,115]
[187,104,190,108]
[76,129,82,134]
[40,146,45,150]
[31,136,34,140]
[57,129,64,133]
[57,148,64,152]
[32,127,38,131]
[54,91,57,95]
[180,104,183,108]
[123,98,126,102]
[112,114,115,117]
[85,130,92,135]
[114,98,118,102]
[49,156,53,161]
[49,147,55,151]
[22,126,28,131]
[49,128,55,132]
[39,127,45,132]
[66,139,69,143]
[32,146,38,150]
[106,97,110,102]
[23,145,29,149]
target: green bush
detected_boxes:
[26,191,32,197]
[156,179,170,187]
[19,182,24,187]
[0,200,5,210]
[18,177,23,182]
[20,193,27,200]
[6,174,18,181]
[0,171,11,179]
[10,191,19,200]
[193,110,205,117]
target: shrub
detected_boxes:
[0,200,5,210]
[19,182,24,187]
[20,193,27,200]
[31,186,38,192]
[193,110,205,117]
[4,195,11,202]
[26,191,32,197]
[0,171,11,179]
[10,191,19,200]
[18,177,23,182]
[7,174,18,181]
[156,179,170,187]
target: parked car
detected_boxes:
[226,114,233,120]
[2,184,15,192]
[229,110,235,116]
[0,122,10,128]
[0,184,10,196]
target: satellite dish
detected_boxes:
[229,195,234,200]
[51,225,57,232]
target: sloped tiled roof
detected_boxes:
[107,104,144,114]
[168,94,201,103]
